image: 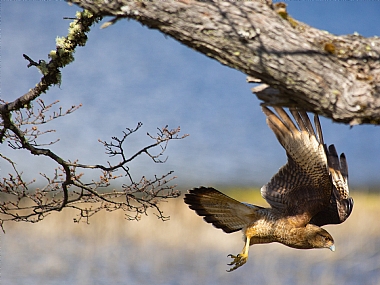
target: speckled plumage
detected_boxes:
[184,107,353,271]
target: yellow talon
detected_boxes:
[227,236,250,272]
[226,253,248,272]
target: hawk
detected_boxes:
[184,106,353,272]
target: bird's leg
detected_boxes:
[227,236,251,272]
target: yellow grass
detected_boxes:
[2,190,380,285]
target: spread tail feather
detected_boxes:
[184,187,261,233]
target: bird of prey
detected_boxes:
[184,106,353,272]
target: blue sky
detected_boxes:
[1,1,380,190]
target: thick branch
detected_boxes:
[68,0,380,125]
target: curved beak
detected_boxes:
[329,244,336,252]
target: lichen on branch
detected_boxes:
[0,10,102,115]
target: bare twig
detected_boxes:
[0,10,187,231]
[0,112,187,231]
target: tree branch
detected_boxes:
[67,0,380,125]
[0,120,187,231]
[0,10,101,115]
[0,9,187,231]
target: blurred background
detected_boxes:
[2,193,380,285]
[2,1,380,284]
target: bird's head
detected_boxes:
[305,224,335,251]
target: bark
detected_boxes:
[67,0,380,125]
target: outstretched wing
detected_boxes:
[261,107,332,226]
[309,144,353,226]
[184,187,261,233]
